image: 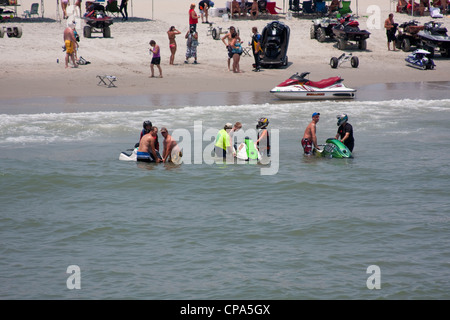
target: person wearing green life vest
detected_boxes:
[214,123,235,159]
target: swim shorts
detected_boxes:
[301,138,313,155]
[137,151,155,162]
[65,40,74,54]
[151,57,161,65]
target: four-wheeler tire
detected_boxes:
[103,26,111,38]
[330,57,338,68]
[337,39,346,50]
[351,56,359,68]
[83,26,92,38]
[358,39,367,50]
[401,38,411,52]
[310,25,316,39]
[317,27,326,42]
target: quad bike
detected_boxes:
[330,53,359,68]
[332,14,370,50]
[310,17,338,43]
[83,2,113,38]
[395,20,424,52]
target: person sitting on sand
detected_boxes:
[328,0,341,14]
[231,0,241,18]
[250,0,259,19]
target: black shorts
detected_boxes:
[151,57,161,65]
[227,46,233,59]
[386,30,396,42]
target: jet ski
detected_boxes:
[236,137,262,162]
[260,21,290,68]
[314,138,352,158]
[270,72,356,100]
[405,49,435,70]
[119,147,182,164]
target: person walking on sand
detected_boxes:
[189,3,199,32]
[61,0,70,19]
[64,23,79,69]
[185,26,199,64]
[167,26,181,65]
[149,40,163,78]
[384,13,398,51]
[120,0,128,21]
[301,112,320,155]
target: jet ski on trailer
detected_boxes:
[270,72,356,100]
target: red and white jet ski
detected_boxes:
[270,72,356,100]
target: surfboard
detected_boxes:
[170,146,183,165]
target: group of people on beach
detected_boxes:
[147,2,264,77]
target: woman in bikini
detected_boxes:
[167,26,181,65]
[61,0,70,19]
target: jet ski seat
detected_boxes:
[305,77,341,88]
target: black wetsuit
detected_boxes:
[337,123,354,152]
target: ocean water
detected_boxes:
[0,92,449,300]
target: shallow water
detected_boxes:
[1,93,449,299]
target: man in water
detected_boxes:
[335,114,354,152]
[161,127,180,163]
[214,123,235,159]
[137,127,162,163]
[302,112,320,155]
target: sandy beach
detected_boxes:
[0,0,449,102]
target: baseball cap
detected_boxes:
[312,112,320,117]
[225,123,233,129]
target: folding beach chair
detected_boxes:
[22,3,39,18]
[339,1,352,14]
[97,75,117,88]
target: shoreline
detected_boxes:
[1,81,449,114]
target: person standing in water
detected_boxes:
[301,112,320,155]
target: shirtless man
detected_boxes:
[160,127,179,163]
[221,26,241,71]
[137,128,162,163]
[64,23,79,69]
[301,112,320,155]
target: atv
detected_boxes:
[395,20,424,52]
[310,17,338,43]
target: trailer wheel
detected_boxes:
[84,26,91,38]
[330,57,338,68]
[351,56,359,68]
